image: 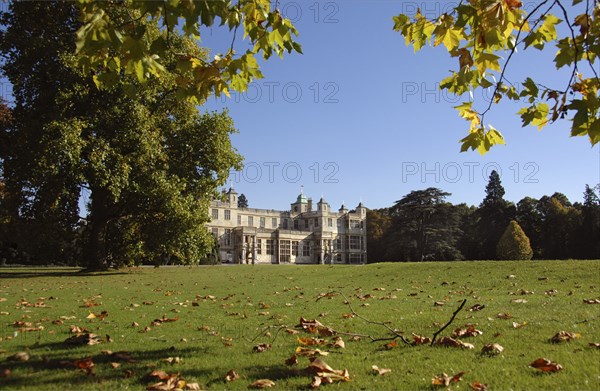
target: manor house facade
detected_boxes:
[206,188,367,264]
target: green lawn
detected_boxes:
[1,261,599,390]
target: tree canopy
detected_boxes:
[393,0,600,153]
[0,2,242,268]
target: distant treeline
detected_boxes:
[367,171,600,262]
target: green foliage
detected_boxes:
[393,0,600,153]
[74,0,301,103]
[237,193,249,208]
[496,220,534,260]
[0,2,242,268]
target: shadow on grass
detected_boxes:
[0,345,214,389]
[0,268,128,279]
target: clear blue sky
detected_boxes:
[201,0,599,211]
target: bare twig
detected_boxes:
[430,299,467,346]
[317,291,411,345]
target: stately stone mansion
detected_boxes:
[206,187,367,264]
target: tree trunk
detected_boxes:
[83,188,110,270]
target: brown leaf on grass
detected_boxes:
[481,343,504,355]
[7,351,30,362]
[530,358,563,372]
[545,289,558,295]
[434,301,445,307]
[310,375,322,389]
[102,350,136,363]
[453,325,483,338]
[298,337,325,346]
[69,325,88,334]
[295,347,329,357]
[341,313,354,319]
[496,313,512,319]
[435,337,474,349]
[163,357,182,364]
[66,358,95,375]
[147,370,171,381]
[186,383,201,390]
[511,299,528,304]
[583,299,600,304]
[153,315,179,324]
[469,304,485,311]
[249,379,276,388]
[305,358,350,385]
[411,334,431,345]
[12,321,33,327]
[432,372,465,387]
[550,331,580,343]
[64,333,101,346]
[285,355,299,366]
[253,343,272,353]
[18,326,44,332]
[331,336,345,349]
[111,362,121,369]
[512,321,528,329]
[86,310,108,320]
[383,340,398,350]
[589,343,600,349]
[471,381,489,390]
[372,365,392,376]
[225,369,239,382]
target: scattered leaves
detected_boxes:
[253,343,272,353]
[7,351,30,362]
[64,333,101,346]
[481,343,504,355]
[411,334,431,345]
[471,381,489,390]
[435,336,474,349]
[453,325,483,338]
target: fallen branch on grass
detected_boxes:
[431,299,467,346]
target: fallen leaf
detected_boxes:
[383,340,398,350]
[163,356,182,364]
[471,381,489,390]
[432,372,465,387]
[64,333,101,346]
[481,343,504,355]
[225,369,239,382]
[186,383,201,390]
[511,299,528,303]
[496,313,512,319]
[530,358,563,372]
[71,358,95,375]
[286,329,300,335]
[453,325,483,338]
[372,365,392,376]
[8,351,30,362]
[253,343,272,353]
[468,304,485,312]
[435,336,474,349]
[249,379,275,388]
[512,321,528,329]
[588,343,600,349]
[298,337,325,346]
[111,362,121,369]
[434,301,445,307]
[285,355,299,366]
[332,336,345,349]
[583,299,600,304]
[550,331,580,343]
[411,334,431,345]
[69,325,87,334]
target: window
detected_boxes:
[337,219,342,228]
[260,217,265,228]
[336,253,342,263]
[350,235,361,250]
[350,220,362,229]
[248,216,254,227]
[328,218,333,227]
[256,239,262,255]
[224,210,231,220]
[292,241,299,256]
[304,220,310,229]
[336,237,342,250]
[283,219,288,229]
[314,218,319,227]
[211,228,219,237]
[212,209,218,220]
[238,215,242,225]
[302,241,310,256]
[349,254,362,264]
[272,218,277,228]
[294,220,299,230]
[266,239,274,255]
[280,240,290,263]
[224,229,231,246]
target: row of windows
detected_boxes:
[212,209,362,230]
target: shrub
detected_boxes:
[496,220,533,260]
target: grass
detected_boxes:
[0,260,599,390]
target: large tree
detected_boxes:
[387,188,462,262]
[393,0,599,153]
[476,170,516,259]
[0,2,242,268]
